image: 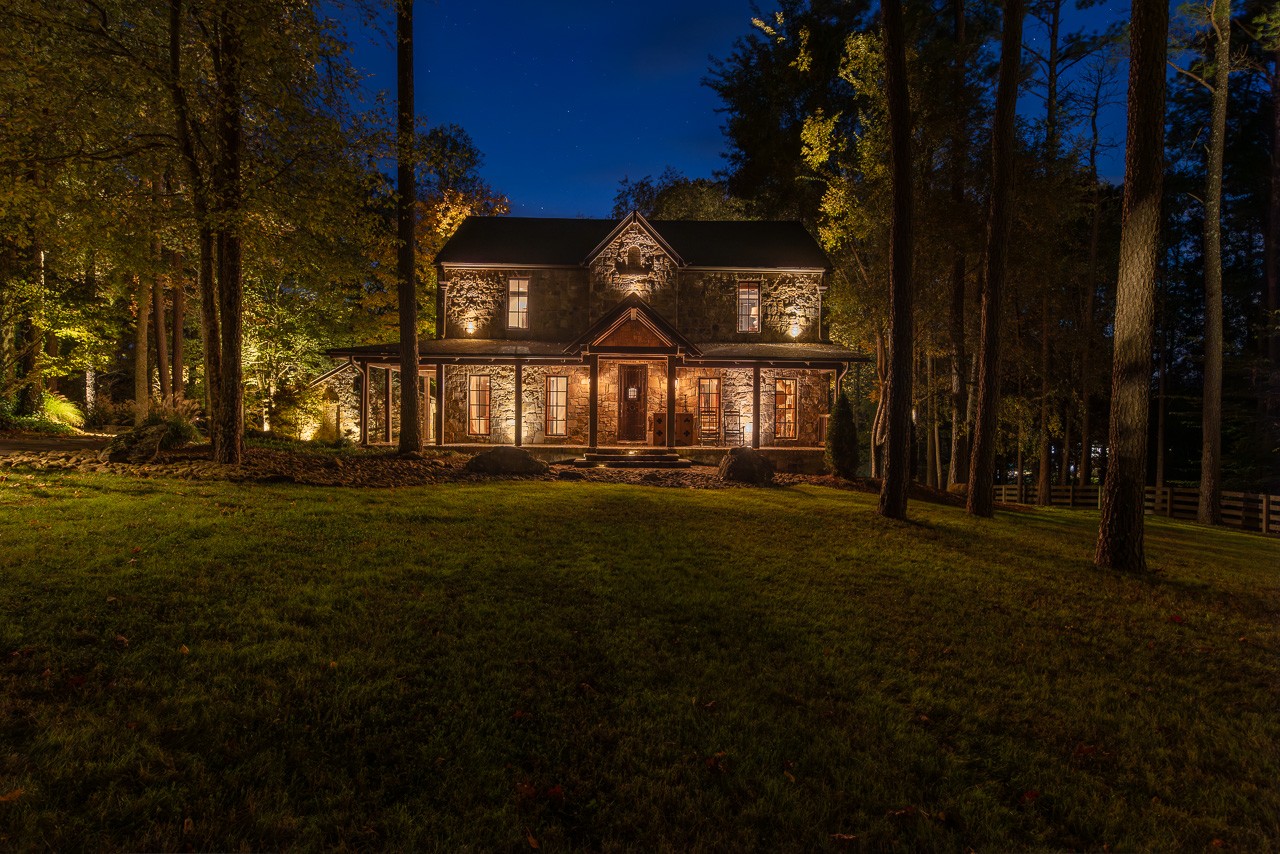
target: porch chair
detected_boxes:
[722,408,745,446]
[698,406,721,445]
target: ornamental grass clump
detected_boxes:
[42,392,85,428]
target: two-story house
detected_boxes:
[326,212,863,464]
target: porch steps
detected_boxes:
[572,450,694,469]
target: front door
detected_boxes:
[618,365,647,441]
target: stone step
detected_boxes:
[583,452,682,463]
[572,458,694,469]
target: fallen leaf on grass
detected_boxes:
[114,635,129,647]
[183,817,194,835]
[1168,614,1185,624]
[1020,790,1041,804]
[511,709,534,721]
[830,833,857,843]
[525,828,539,849]
[0,789,24,803]
[1211,839,1226,848]
[179,644,189,655]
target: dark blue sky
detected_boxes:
[341,0,1130,218]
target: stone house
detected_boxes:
[326,212,863,464]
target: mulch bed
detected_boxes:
[0,442,964,504]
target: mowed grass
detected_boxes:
[0,469,1277,852]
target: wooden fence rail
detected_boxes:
[991,484,1279,537]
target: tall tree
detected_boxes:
[946,0,969,489]
[967,0,1026,518]
[396,0,422,453]
[1095,0,1169,570]
[1195,0,1232,524]
[212,7,244,464]
[878,0,914,520]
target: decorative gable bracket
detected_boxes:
[564,293,701,357]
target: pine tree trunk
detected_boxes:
[1095,0,1168,571]
[16,245,44,417]
[878,0,914,520]
[152,213,170,408]
[947,0,968,489]
[212,11,243,464]
[171,253,185,400]
[396,0,422,453]
[1037,292,1052,505]
[1269,49,1280,396]
[967,0,1025,518]
[134,273,151,427]
[1197,0,1229,525]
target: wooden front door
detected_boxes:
[618,365,647,441]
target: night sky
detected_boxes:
[341,0,1131,218]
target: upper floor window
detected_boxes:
[507,277,529,330]
[737,282,760,333]
[468,375,491,435]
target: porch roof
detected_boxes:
[325,338,867,365]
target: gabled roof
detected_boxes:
[583,211,684,267]
[565,294,700,356]
[435,214,830,270]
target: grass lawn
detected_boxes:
[0,469,1277,851]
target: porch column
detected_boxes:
[358,362,369,445]
[665,356,676,449]
[588,354,599,449]
[752,365,761,449]
[514,360,523,447]
[434,363,444,446]
[384,366,394,443]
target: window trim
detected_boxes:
[467,374,491,436]
[775,377,797,440]
[545,375,568,437]
[737,280,761,333]
[507,276,529,330]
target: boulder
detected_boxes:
[717,447,775,485]
[98,424,170,464]
[463,446,549,476]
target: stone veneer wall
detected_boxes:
[521,365,591,445]
[589,223,678,324]
[442,364,516,444]
[596,359,668,445]
[674,367,831,446]
[675,271,824,343]
[443,268,590,341]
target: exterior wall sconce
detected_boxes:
[788,320,801,338]
[465,320,476,335]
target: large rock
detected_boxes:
[718,447,775,485]
[463,446,549,476]
[98,424,170,464]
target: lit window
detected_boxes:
[468,375,491,435]
[698,377,721,440]
[546,375,568,437]
[507,277,529,330]
[737,281,760,333]
[775,378,797,440]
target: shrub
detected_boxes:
[42,392,85,428]
[144,398,204,449]
[825,391,860,479]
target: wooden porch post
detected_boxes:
[434,363,445,446]
[514,360,523,447]
[752,365,761,449]
[384,366,393,443]
[359,361,369,445]
[588,354,599,449]
[666,356,676,449]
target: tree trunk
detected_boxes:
[134,273,151,426]
[1197,0,1229,525]
[212,10,243,464]
[171,252,185,400]
[1269,48,1280,401]
[878,0,914,520]
[1079,64,1107,487]
[1095,0,1168,571]
[396,0,422,453]
[1037,292,1052,505]
[152,187,170,408]
[947,0,968,489]
[16,245,45,416]
[967,0,1025,517]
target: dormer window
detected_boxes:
[737,281,760,333]
[507,277,529,330]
